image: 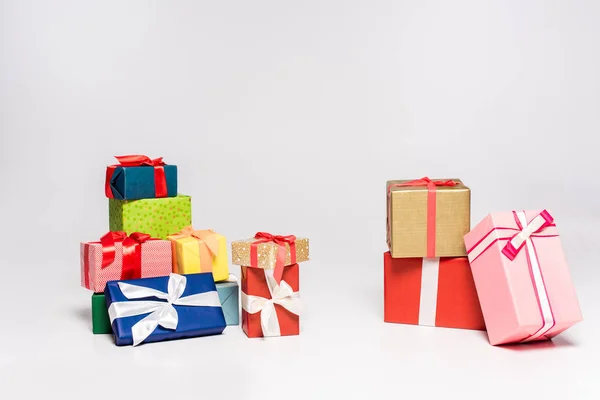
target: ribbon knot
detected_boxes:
[99,231,157,280]
[502,210,554,261]
[108,273,222,346]
[251,232,297,283]
[241,269,300,337]
[390,177,458,190]
[114,155,165,167]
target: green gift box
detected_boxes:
[109,194,192,239]
[92,293,112,334]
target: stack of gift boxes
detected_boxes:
[384,178,583,345]
[80,155,309,346]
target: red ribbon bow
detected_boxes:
[387,177,458,258]
[100,231,153,280]
[105,155,168,198]
[250,232,297,284]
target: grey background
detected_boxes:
[1,1,598,399]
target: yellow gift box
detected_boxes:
[168,227,229,282]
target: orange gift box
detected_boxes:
[383,252,485,330]
[241,264,300,338]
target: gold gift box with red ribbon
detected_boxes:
[231,233,310,271]
[387,178,470,258]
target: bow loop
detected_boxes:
[100,231,128,268]
[194,230,220,256]
[251,232,297,283]
[114,155,165,167]
[254,232,274,241]
[502,210,555,261]
[128,232,152,244]
[272,235,297,245]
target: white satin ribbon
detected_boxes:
[241,269,300,337]
[108,273,222,346]
[507,212,549,254]
[514,211,554,342]
[226,273,239,284]
[418,258,440,326]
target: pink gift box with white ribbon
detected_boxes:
[464,210,582,346]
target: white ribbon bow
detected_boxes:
[241,269,300,337]
[505,211,551,256]
[108,273,222,346]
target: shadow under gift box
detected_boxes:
[106,165,178,200]
[387,179,470,258]
[109,194,192,240]
[383,252,485,330]
[241,264,300,338]
[464,210,583,346]
[105,273,226,346]
[81,238,173,293]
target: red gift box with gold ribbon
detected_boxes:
[80,231,173,293]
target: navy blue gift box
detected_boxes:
[105,164,178,200]
[105,273,226,346]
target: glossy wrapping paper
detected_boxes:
[80,239,172,293]
[91,279,240,334]
[105,273,226,346]
[384,252,485,330]
[464,210,582,345]
[387,178,470,258]
[242,264,300,338]
[231,237,309,269]
[106,164,178,200]
[109,194,192,240]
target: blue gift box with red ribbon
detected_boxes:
[105,155,178,200]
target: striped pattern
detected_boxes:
[80,240,172,292]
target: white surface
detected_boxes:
[1,1,599,399]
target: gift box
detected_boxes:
[387,177,470,258]
[105,273,226,346]
[92,293,111,334]
[169,227,229,282]
[105,155,177,200]
[464,210,583,345]
[90,277,240,334]
[232,232,309,282]
[241,264,300,338]
[109,194,192,239]
[384,252,485,330]
[217,279,240,326]
[81,231,172,293]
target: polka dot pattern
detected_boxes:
[109,194,192,239]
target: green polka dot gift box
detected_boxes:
[109,194,192,239]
